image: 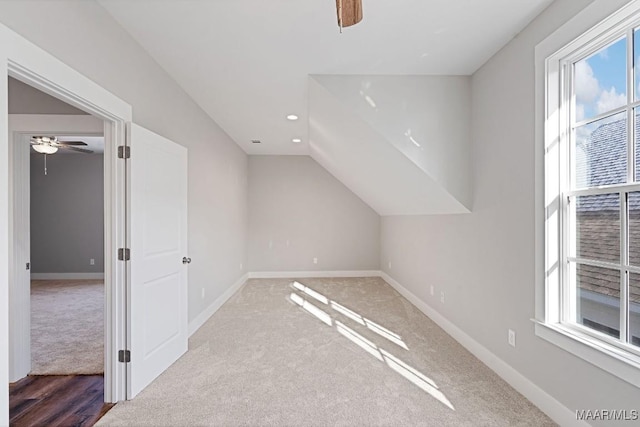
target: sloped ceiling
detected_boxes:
[312,75,472,211]
[99,0,552,155]
[98,0,553,214]
[309,78,470,215]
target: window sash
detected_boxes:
[541,0,640,389]
[561,28,640,350]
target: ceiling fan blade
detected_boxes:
[62,146,94,154]
[55,141,88,146]
[31,136,54,143]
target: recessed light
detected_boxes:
[292,138,302,143]
[286,114,299,121]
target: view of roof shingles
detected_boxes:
[576,117,640,305]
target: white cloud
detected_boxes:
[575,61,600,103]
[575,59,626,122]
[576,103,586,122]
[597,86,626,114]
[598,48,609,60]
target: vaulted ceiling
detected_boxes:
[99,0,551,155]
[98,0,553,214]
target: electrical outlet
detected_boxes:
[388,261,392,269]
[440,291,445,304]
[508,329,516,347]
[268,240,273,249]
[201,288,205,299]
[90,258,95,265]
[286,240,290,247]
[430,285,434,296]
[313,257,318,264]
[239,263,243,270]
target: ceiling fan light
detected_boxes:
[32,144,58,154]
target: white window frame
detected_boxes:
[538,0,640,389]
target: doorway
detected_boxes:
[28,133,106,377]
[5,70,129,416]
[2,21,189,424]
[0,21,131,424]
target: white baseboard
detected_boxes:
[188,273,248,336]
[30,272,105,280]
[188,271,379,337]
[248,270,382,279]
[379,272,586,427]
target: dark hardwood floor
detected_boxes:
[9,375,113,427]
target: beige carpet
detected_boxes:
[98,277,554,426]
[31,280,104,375]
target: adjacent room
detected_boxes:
[7,78,112,426]
[2,1,640,426]
[30,132,105,376]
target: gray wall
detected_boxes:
[248,155,379,272]
[30,154,103,273]
[8,77,87,115]
[0,1,249,323]
[380,0,640,424]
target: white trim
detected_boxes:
[188,271,382,335]
[0,50,9,427]
[537,0,640,390]
[188,274,248,336]
[187,270,584,424]
[30,273,105,280]
[0,21,132,414]
[1,29,131,121]
[248,270,382,279]
[380,272,587,427]
[8,130,30,382]
[534,321,640,388]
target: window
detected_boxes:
[541,1,640,387]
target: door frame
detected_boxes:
[8,114,105,382]
[0,22,133,421]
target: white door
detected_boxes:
[128,124,188,398]
[9,134,31,381]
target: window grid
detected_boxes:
[541,0,640,387]
[561,27,640,354]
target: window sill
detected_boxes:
[534,320,640,389]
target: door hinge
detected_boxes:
[26,262,30,270]
[118,349,131,363]
[118,248,131,261]
[118,146,131,159]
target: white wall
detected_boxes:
[380,0,640,425]
[248,155,379,272]
[0,1,249,324]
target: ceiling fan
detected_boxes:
[29,136,94,154]
[336,0,362,32]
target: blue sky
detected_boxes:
[576,34,632,122]
[589,36,626,97]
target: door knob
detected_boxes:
[182,257,192,264]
